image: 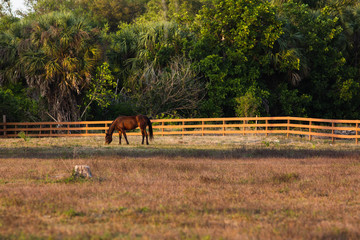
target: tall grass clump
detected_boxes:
[272,172,300,184]
[17,131,30,142]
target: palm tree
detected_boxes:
[109,21,193,87]
[16,11,102,122]
[267,1,313,86]
[0,17,29,85]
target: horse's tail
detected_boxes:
[147,117,154,140]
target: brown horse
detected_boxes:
[105,115,153,145]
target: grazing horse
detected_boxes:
[105,115,153,145]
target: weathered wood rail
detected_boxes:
[1,116,359,144]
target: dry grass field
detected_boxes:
[1,134,360,239]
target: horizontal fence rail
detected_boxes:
[0,116,359,144]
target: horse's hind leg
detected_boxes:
[145,129,149,145]
[141,129,145,144]
[123,130,130,144]
[118,131,122,144]
[141,128,149,145]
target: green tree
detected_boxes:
[87,0,148,30]
[108,22,195,86]
[329,3,360,118]
[26,0,148,31]
[107,21,200,116]
[24,0,77,15]
[81,62,116,119]
[125,56,203,116]
[193,0,283,116]
[276,2,345,118]
[0,17,26,85]
[138,0,203,24]
[1,11,103,122]
[235,85,270,117]
[0,85,40,122]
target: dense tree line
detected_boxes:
[1,0,360,122]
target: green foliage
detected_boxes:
[0,15,18,31]
[262,141,270,147]
[17,131,30,142]
[82,62,116,119]
[62,208,85,218]
[270,83,312,116]
[1,0,360,121]
[276,1,346,118]
[235,85,270,117]
[108,21,200,117]
[136,206,150,213]
[99,100,137,120]
[109,21,194,70]
[5,11,103,122]
[156,112,181,119]
[0,86,39,122]
[138,0,203,24]
[27,0,77,14]
[27,0,148,29]
[81,0,148,30]
[338,79,360,102]
[125,57,204,116]
[193,0,283,116]
[57,171,88,184]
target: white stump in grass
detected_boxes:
[74,165,92,178]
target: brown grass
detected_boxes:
[0,135,360,239]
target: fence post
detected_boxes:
[162,121,164,136]
[243,120,246,136]
[287,118,290,138]
[3,115,6,137]
[309,121,312,141]
[356,122,359,145]
[255,116,257,136]
[202,121,204,136]
[182,121,185,136]
[332,122,335,144]
[223,120,225,136]
[266,119,268,137]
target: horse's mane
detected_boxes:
[107,119,118,135]
[107,115,128,134]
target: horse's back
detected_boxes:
[113,115,150,130]
[114,116,137,130]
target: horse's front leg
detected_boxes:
[123,130,130,144]
[118,131,122,144]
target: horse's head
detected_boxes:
[105,133,113,144]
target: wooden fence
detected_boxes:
[0,116,359,144]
